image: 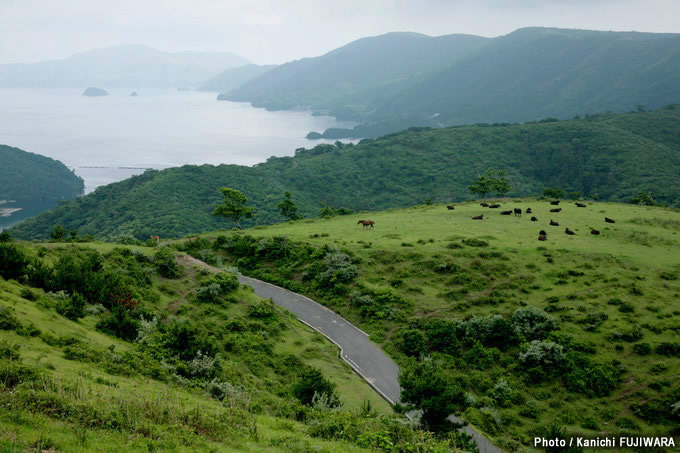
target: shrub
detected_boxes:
[490,378,514,408]
[293,367,340,407]
[656,342,680,357]
[562,354,625,397]
[0,306,21,331]
[55,291,87,320]
[0,243,28,280]
[96,304,140,341]
[318,250,358,287]
[519,341,565,368]
[512,306,559,341]
[633,343,652,355]
[154,248,182,278]
[463,314,516,349]
[462,238,488,247]
[398,328,427,357]
[248,300,276,319]
[197,283,222,303]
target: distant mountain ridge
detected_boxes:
[0,44,249,88]
[225,27,680,137]
[198,64,277,93]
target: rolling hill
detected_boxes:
[0,239,472,451]
[226,27,680,138]
[8,105,680,240]
[185,199,680,450]
[0,44,249,88]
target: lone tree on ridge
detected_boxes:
[212,187,253,230]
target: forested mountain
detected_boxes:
[9,105,680,240]
[226,28,680,138]
[0,145,84,229]
[0,44,249,88]
[227,32,488,115]
[198,63,277,93]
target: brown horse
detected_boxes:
[357,220,375,229]
[149,235,160,244]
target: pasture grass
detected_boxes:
[195,199,680,450]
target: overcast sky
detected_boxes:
[1,0,679,64]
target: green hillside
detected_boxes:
[9,106,680,241]
[226,28,680,138]
[0,239,465,451]
[0,145,84,230]
[185,199,680,450]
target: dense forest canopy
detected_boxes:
[9,105,680,240]
[0,145,83,204]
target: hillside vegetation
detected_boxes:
[227,28,680,138]
[0,239,468,451]
[186,199,680,450]
[0,145,84,229]
[9,105,680,240]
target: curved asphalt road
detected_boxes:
[181,256,500,452]
[236,274,503,453]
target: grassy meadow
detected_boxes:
[188,199,680,450]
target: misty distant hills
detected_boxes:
[198,64,277,94]
[228,31,488,114]
[226,28,680,137]
[0,44,249,88]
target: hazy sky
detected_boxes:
[1,0,679,64]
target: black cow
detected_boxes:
[591,229,600,235]
[500,210,512,215]
[565,228,575,235]
[514,208,522,217]
[605,217,616,223]
[472,214,483,220]
[480,202,489,207]
[526,208,532,214]
[550,220,559,226]
[550,200,560,205]
[531,216,538,221]
[576,202,587,207]
[550,208,562,213]
[538,231,547,241]
[489,204,501,208]
[447,205,455,210]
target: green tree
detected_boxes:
[277,191,301,220]
[212,188,253,230]
[630,191,657,206]
[468,169,511,198]
[399,358,466,432]
[467,173,494,198]
[543,187,564,199]
[492,170,511,196]
[293,367,340,407]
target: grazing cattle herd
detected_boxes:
[357,200,618,243]
[434,201,618,242]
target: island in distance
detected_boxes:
[83,87,108,96]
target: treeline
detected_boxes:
[9,105,680,240]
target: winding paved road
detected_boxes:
[181,256,501,452]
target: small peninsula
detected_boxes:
[83,87,108,96]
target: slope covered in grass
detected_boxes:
[0,240,464,451]
[9,105,680,241]
[185,199,680,450]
